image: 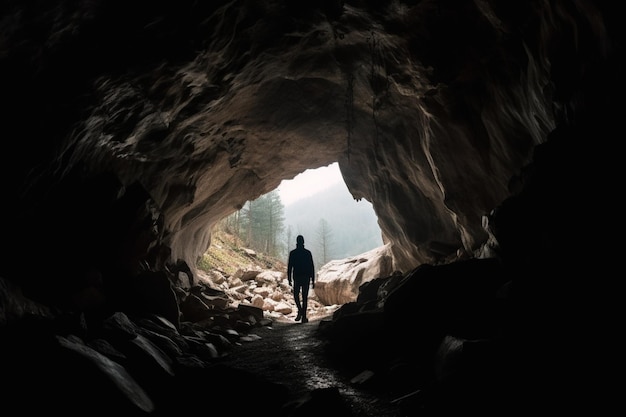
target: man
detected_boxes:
[287,235,315,323]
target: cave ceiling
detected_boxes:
[0,0,620,288]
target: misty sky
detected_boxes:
[277,162,343,206]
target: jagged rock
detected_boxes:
[197,269,226,286]
[242,248,257,257]
[4,0,615,289]
[0,276,56,326]
[236,268,263,281]
[273,301,295,316]
[315,244,394,305]
[179,293,214,323]
[55,334,156,414]
[254,270,284,286]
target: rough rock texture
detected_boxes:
[0,0,621,415]
[5,0,616,281]
[315,244,394,305]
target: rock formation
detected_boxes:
[0,1,620,415]
[315,244,394,305]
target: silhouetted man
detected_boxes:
[287,235,315,323]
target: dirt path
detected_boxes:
[217,317,404,416]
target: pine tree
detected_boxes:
[235,191,285,257]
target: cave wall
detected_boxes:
[0,1,620,307]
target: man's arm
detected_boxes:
[309,251,315,288]
[287,252,293,286]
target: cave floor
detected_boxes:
[215,317,406,417]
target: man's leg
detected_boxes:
[293,282,303,321]
[301,283,310,323]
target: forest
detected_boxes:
[217,182,383,269]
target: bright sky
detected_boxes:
[277,162,343,206]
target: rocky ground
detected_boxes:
[197,236,407,415]
[216,316,408,417]
[1,231,407,416]
[197,229,342,321]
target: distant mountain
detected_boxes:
[283,182,383,267]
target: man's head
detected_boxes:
[296,235,304,245]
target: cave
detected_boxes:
[0,1,620,415]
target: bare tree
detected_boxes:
[316,218,333,265]
[284,224,294,259]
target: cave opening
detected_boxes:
[276,162,383,262]
[201,159,384,266]
[196,160,386,320]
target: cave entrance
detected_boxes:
[203,162,382,272]
[277,162,382,268]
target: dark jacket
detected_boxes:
[287,245,315,282]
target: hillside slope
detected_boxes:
[197,230,287,277]
[196,229,338,322]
